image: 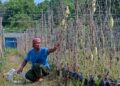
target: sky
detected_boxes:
[1,0,45,4]
[34,0,44,4]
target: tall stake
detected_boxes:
[0,17,3,57]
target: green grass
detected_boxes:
[0,48,120,86]
[4,48,19,56]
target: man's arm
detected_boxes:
[17,60,27,74]
[48,43,60,54]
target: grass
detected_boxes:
[0,48,120,86]
[0,48,31,86]
[0,49,61,86]
[51,48,120,79]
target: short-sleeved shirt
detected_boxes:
[25,47,50,69]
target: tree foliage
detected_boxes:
[0,0,120,32]
[2,0,37,32]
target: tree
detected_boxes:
[1,0,120,32]
[9,13,33,32]
[2,0,37,32]
[37,0,49,12]
[49,0,66,25]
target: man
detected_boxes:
[17,37,60,82]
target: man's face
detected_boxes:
[32,38,41,50]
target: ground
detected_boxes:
[0,50,61,86]
[0,49,120,86]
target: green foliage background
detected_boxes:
[0,0,120,32]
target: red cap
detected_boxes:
[32,37,41,44]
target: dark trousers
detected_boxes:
[25,63,49,82]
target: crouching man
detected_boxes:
[17,37,59,82]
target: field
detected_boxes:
[0,0,120,86]
[0,48,120,86]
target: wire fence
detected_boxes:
[2,0,120,79]
[16,13,120,76]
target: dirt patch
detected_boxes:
[9,55,20,63]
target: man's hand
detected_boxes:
[17,67,23,74]
[17,60,27,74]
[48,42,60,54]
[54,42,60,49]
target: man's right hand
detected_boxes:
[17,60,27,74]
[17,67,23,74]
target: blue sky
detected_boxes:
[1,0,45,4]
[34,0,44,4]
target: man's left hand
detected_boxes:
[54,42,60,49]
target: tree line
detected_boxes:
[0,0,119,32]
